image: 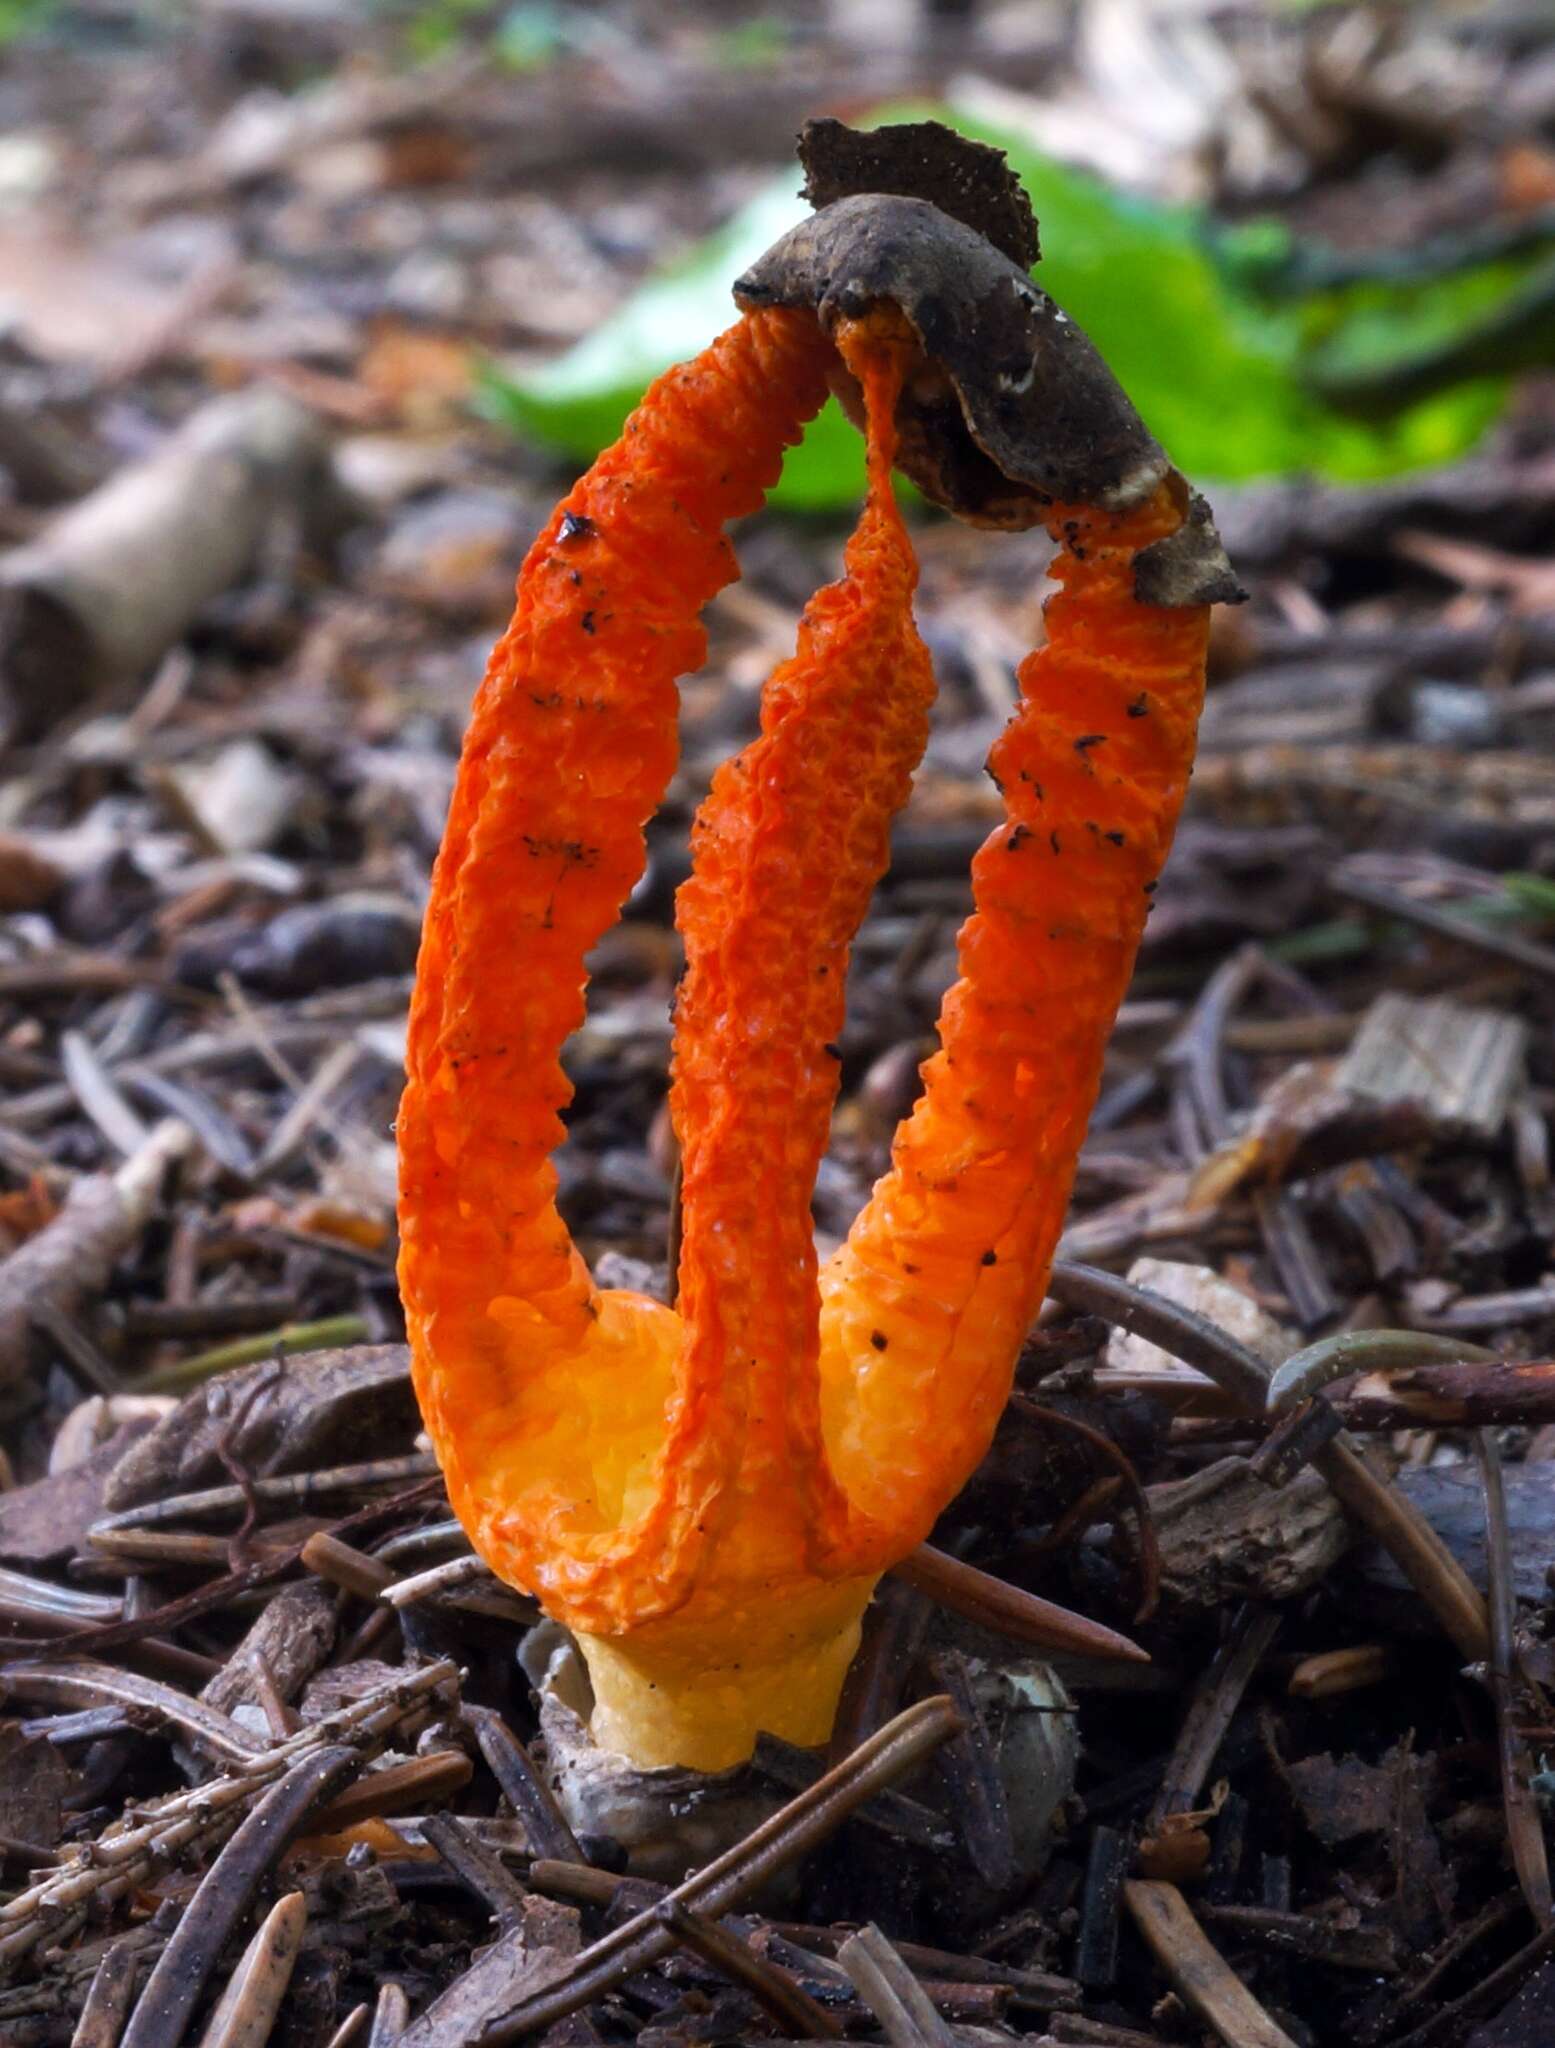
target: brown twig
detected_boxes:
[1388,1918,1555,2048]
[891,1544,1149,1663]
[308,1752,474,1833]
[1340,1360,1555,1429]
[214,1359,285,1570]
[195,1890,308,2048]
[1163,944,1264,1152]
[91,1454,438,1534]
[1148,1606,1282,1835]
[1009,1391,1161,1620]
[1049,1262,1490,1662]
[300,1531,396,1601]
[1477,1430,1553,1928]
[406,1696,964,2048]
[923,1650,1017,1893]
[69,1938,140,2048]
[837,1923,957,2048]
[420,1814,530,1932]
[0,388,334,740]
[462,1704,585,1865]
[0,1475,445,1664]
[119,1748,357,2048]
[0,1121,193,1388]
[1267,1328,1499,1413]
[368,1982,411,2047]
[0,1661,262,1766]
[657,1899,844,2038]
[1124,1879,1300,2048]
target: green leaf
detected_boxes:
[1499,872,1555,923]
[0,0,56,45]
[1267,919,1383,967]
[484,99,1542,505]
[493,3,567,71]
[480,180,873,509]
[711,16,789,69]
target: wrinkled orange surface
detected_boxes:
[398,303,1211,1767]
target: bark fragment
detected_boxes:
[105,1343,416,1512]
[1142,1456,1353,1615]
[0,388,338,740]
[0,1121,192,1388]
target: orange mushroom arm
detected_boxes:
[669,319,935,1572]
[815,483,1210,1556]
[397,306,832,1634]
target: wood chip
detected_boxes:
[1337,994,1528,1141]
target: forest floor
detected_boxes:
[2,4,1555,2044]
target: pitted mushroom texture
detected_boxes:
[397,129,1232,1770]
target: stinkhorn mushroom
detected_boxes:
[398,120,1241,1771]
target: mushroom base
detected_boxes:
[576,1571,877,1772]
